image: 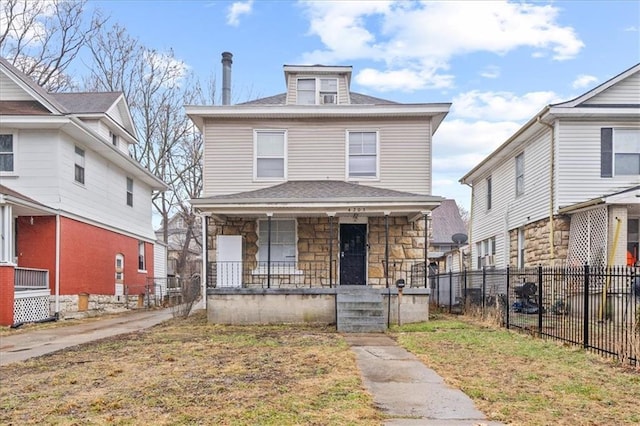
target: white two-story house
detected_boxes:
[0,57,167,325]
[187,56,450,296]
[460,63,640,270]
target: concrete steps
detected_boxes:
[337,286,386,333]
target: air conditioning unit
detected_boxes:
[321,94,336,104]
[482,255,495,267]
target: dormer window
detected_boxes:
[297,78,338,105]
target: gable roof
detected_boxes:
[430,199,467,244]
[238,91,399,106]
[51,92,123,114]
[460,62,640,184]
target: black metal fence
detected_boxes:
[431,265,640,365]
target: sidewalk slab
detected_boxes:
[345,334,504,426]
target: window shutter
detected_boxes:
[601,128,613,177]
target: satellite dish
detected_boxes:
[451,233,468,245]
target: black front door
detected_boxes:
[339,224,367,285]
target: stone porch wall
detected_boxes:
[509,215,571,266]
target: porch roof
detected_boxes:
[191,180,443,219]
[0,185,56,216]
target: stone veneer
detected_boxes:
[52,294,144,319]
[206,216,428,288]
[509,215,571,266]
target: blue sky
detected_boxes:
[88,0,640,210]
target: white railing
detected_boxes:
[14,267,49,290]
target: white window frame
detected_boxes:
[613,128,640,176]
[126,177,134,207]
[515,153,525,196]
[255,218,299,273]
[296,77,338,105]
[254,129,287,181]
[517,228,525,268]
[74,145,85,185]
[346,130,380,180]
[138,241,146,272]
[0,132,17,176]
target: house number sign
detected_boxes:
[347,207,366,212]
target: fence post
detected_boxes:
[506,265,510,329]
[448,269,453,313]
[538,265,543,334]
[463,268,468,310]
[583,262,590,350]
[482,266,486,314]
[436,273,440,306]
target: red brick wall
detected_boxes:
[17,215,154,296]
[0,265,15,326]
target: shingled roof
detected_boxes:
[238,92,399,106]
[51,92,122,114]
[430,199,467,244]
[193,180,439,205]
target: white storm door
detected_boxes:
[216,235,243,287]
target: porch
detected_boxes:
[12,267,51,325]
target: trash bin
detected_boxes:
[78,293,89,312]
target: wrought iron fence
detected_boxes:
[432,265,640,365]
[207,260,337,288]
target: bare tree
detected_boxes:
[457,202,470,231]
[0,0,105,91]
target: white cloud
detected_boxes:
[452,90,561,121]
[572,74,599,89]
[355,67,454,91]
[298,1,584,92]
[479,65,500,79]
[624,26,639,32]
[227,0,253,27]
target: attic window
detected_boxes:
[296,78,337,105]
[110,131,118,146]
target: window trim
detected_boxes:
[613,128,640,176]
[253,129,287,182]
[255,218,298,270]
[345,130,380,181]
[515,153,524,196]
[0,132,17,176]
[296,77,338,105]
[486,176,492,210]
[137,241,146,272]
[126,177,134,207]
[74,145,85,185]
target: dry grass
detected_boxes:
[392,315,640,426]
[0,312,382,425]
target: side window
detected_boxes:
[74,146,85,184]
[0,133,15,173]
[138,241,146,271]
[486,176,492,210]
[126,177,133,206]
[347,131,378,179]
[255,130,286,180]
[115,253,124,296]
[515,153,524,196]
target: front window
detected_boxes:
[296,78,338,105]
[255,130,286,180]
[347,131,378,179]
[74,146,85,184]
[126,177,133,206]
[257,219,296,265]
[515,153,524,196]
[614,129,640,175]
[138,241,146,271]
[0,134,14,173]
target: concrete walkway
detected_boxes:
[0,308,174,366]
[344,334,504,426]
[1,310,503,425]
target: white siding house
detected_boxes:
[461,63,640,269]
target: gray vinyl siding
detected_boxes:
[0,73,33,101]
[202,118,432,196]
[583,71,640,105]
[556,120,640,209]
[470,128,551,268]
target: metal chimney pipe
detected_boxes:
[221,52,233,105]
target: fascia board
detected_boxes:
[0,115,69,128]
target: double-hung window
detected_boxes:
[515,153,524,196]
[138,241,146,271]
[347,131,378,179]
[255,130,286,180]
[601,128,640,177]
[257,219,296,266]
[126,177,133,206]
[296,78,338,105]
[486,176,492,210]
[74,146,85,184]
[0,134,14,173]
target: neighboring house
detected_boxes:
[460,63,640,270]
[0,57,167,325]
[428,199,468,272]
[155,213,202,278]
[186,56,450,303]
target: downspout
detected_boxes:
[462,182,473,269]
[537,115,555,265]
[55,213,60,317]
